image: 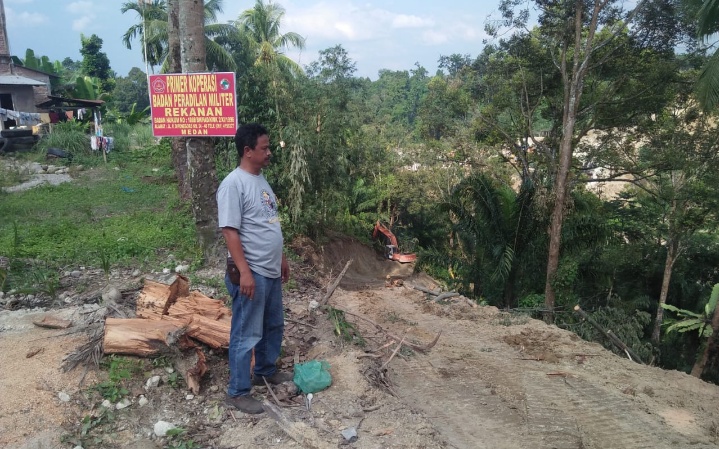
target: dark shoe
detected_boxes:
[252,371,294,386]
[224,394,264,414]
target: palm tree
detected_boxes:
[443,173,541,307]
[235,0,306,135]
[121,0,237,72]
[235,0,305,75]
[694,0,719,110]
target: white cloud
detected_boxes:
[66,1,93,14]
[6,8,47,27]
[391,14,433,29]
[422,29,448,45]
[72,15,95,32]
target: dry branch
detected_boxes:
[340,309,441,353]
[380,336,406,371]
[262,400,334,449]
[573,305,644,364]
[319,259,353,306]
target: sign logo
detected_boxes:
[152,78,166,93]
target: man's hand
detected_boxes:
[281,254,290,283]
[239,268,255,299]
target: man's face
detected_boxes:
[248,134,271,168]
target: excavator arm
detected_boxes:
[372,221,417,263]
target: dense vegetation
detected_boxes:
[4,0,719,383]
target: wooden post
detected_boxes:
[573,305,644,364]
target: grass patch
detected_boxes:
[0,130,197,292]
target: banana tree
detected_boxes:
[662,283,719,378]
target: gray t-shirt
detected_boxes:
[217,167,283,278]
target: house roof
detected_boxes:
[0,74,46,86]
[35,95,104,109]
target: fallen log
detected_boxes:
[184,314,231,349]
[136,275,190,319]
[409,283,441,296]
[434,292,460,302]
[167,291,230,320]
[103,317,185,356]
[33,315,73,329]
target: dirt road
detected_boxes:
[332,278,719,449]
[1,237,718,448]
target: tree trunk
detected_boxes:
[543,2,591,323]
[167,0,191,201]
[651,239,678,344]
[691,301,719,378]
[178,0,223,267]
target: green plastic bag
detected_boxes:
[293,360,332,393]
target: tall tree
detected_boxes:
[121,0,237,73]
[490,0,681,321]
[235,0,305,136]
[444,173,542,306]
[79,34,114,93]
[632,106,719,343]
[693,0,719,110]
[112,67,150,113]
[179,0,222,265]
[167,0,191,201]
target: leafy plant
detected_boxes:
[328,306,365,346]
[662,284,719,338]
[92,355,144,401]
[167,428,198,449]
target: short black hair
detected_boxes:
[235,123,269,158]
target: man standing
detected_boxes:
[217,123,292,414]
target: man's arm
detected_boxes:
[222,227,256,300]
[281,253,290,283]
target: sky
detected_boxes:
[5,0,504,80]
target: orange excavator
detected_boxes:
[372,221,417,263]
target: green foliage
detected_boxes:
[570,303,654,363]
[34,121,90,156]
[167,428,198,449]
[328,307,365,346]
[80,34,114,93]
[0,147,196,278]
[662,283,719,338]
[92,355,144,402]
[111,67,150,114]
[0,163,31,188]
[167,371,183,389]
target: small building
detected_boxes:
[0,0,51,131]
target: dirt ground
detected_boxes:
[1,236,719,449]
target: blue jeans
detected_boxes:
[226,271,284,397]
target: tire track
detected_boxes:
[523,371,686,449]
[393,354,539,449]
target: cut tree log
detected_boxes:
[167,291,230,321]
[103,317,186,356]
[184,314,231,349]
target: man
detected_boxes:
[217,123,292,414]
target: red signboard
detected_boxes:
[148,72,237,137]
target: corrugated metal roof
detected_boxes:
[0,75,46,86]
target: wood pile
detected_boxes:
[102,275,230,393]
